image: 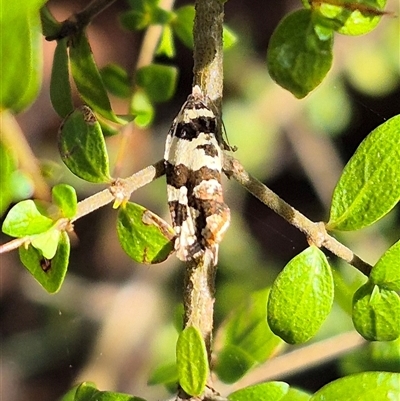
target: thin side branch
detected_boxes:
[0,161,165,255]
[45,0,118,41]
[224,155,373,276]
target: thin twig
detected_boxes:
[45,0,118,41]
[0,161,165,255]
[223,155,373,276]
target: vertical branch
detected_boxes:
[181,0,225,372]
[193,0,224,107]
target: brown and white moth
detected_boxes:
[164,85,230,265]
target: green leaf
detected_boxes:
[130,90,154,127]
[119,0,154,31]
[327,115,400,231]
[281,388,312,401]
[136,64,178,103]
[51,38,74,117]
[31,227,61,259]
[69,31,124,124]
[172,5,195,48]
[310,371,400,401]
[215,345,258,384]
[2,200,54,237]
[267,9,333,98]
[74,382,146,401]
[215,288,282,383]
[148,362,178,386]
[268,246,334,344]
[223,25,238,50]
[52,184,77,218]
[352,282,400,341]
[176,326,209,397]
[0,140,17,216]
[156,25,175,58]
[58,106,111,183]
[19,231,70,293]
[117,202,175,264]
[228,382,289,401]
[1,5,44,112]
[100,64,131,98]
[370,240,400,291]
[313,0,387,36]
[40,5,61,38]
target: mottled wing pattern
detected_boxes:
[164,86,230,264]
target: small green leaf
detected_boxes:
[310,371,400,401]
[69,31,125,124]
[136,64,178,103]
[281,388,312,401]
[2,200,54,237]
[267,9,333,98]
[172,5,195,48]
[58,106,111,183]
[19,231,70,293]
[130,90,154,127]
[327,115,400,231]
[228,382,289,401]
[370,240,400,291]
[313,0,387,36]
[176,326,209,397]
[119,0,153,31]
[50,37,73,117]
[31,227,61,259]
[148,362,178,386]
[223,25,238,50]
[215,288,282,383]
[1,6,44,112]
[100,64,131,98]
[268,246,334,344]
[74,381,146,401]
[52,184,77,218]
[215,345,257,384]
[0,140,17,216]
[156,25,175,58]
[117,202,175,264]
[352,282,400,341]
[40,5,62,38]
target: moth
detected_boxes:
[164,85,230,265]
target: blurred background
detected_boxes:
[1,0,399,399]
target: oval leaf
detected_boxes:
[50,37,73,117]
[130,90,154,127]
[370,240,400,291]
[58,106,111,183]
[215,288,282,383]
[215,345,257,384]
[31,227,61,259]
[2,199,54,237]
[1,7,43,112]
[328,115,400,231]
[228,382,289,401]
[268,246,334,344]
[311,371,400,401]
[69,31,124,124]
[352,282,400,341]
[100,63,131,98]
[19,231,70,293]
[314,0,387,36]
[176,326,209,397]
[117,202,175,264]
[52,184,77,219]
[267,9,333,98]
[136,64,178,103]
